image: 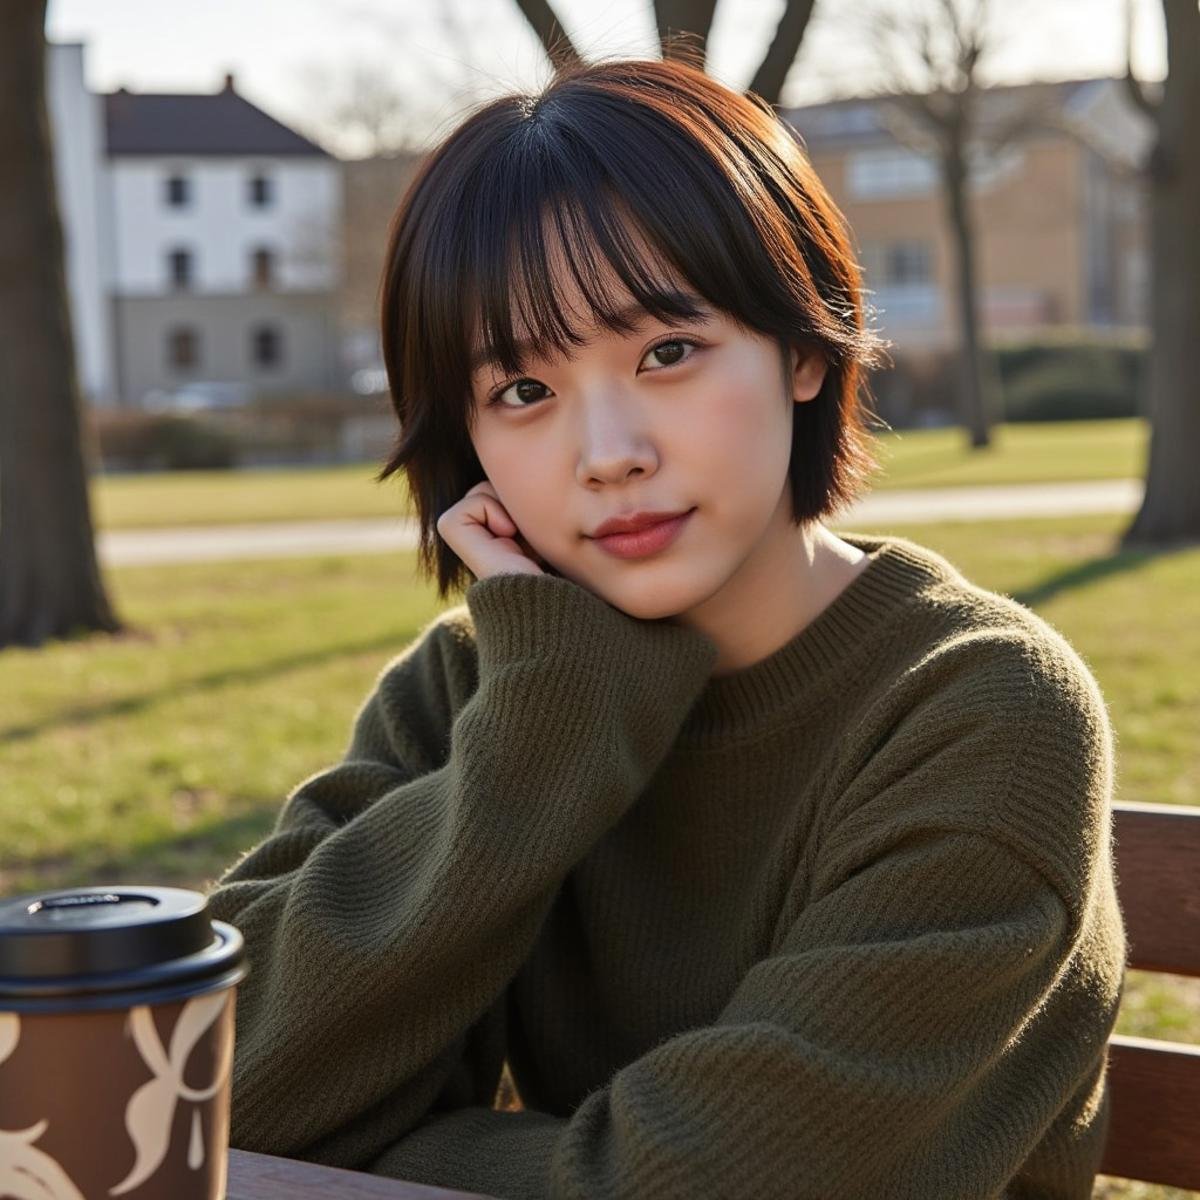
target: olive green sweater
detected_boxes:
[205,532,1127,1200]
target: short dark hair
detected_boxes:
[377,55,887,599]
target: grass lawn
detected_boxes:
[92,418,1148,531]
[2,510,1194,1197]
[871,416,1147,489]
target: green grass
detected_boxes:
[870,417,1148,490]
[91,418,1148,531]
[0,554,443,896]
[2,511,1194,1198]
[93,462,413,530]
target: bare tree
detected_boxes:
[511,0,818,102]
[0,0,121,649]
[297,0,499,158]
[850,0,1065,449]
[1120,0,1200,545]
[293,59,424,158]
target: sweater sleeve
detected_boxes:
[365,832,1083,1200]
[202,571,717,1170]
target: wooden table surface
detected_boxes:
[226,1148,496,1199]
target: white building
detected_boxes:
[47,42,343,409]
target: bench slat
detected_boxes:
[1112,803,1200,978]
[227,1148,493,1200]
[1098,1034,1200,1190]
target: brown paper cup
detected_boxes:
[0,887,247,1200]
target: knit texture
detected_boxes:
[205,531,1127,1200]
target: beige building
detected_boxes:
[339,153,425,387]
[781,77,1153,353]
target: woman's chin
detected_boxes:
[589,574,707,622]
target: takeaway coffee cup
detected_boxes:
[0,886,247,1200]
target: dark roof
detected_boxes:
[104,79,332,158]
[779,76,1112,149]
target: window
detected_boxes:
[847,148,938,199]
[860,240,933,286]
[249,174,273,207]
[168,248,193,290]
[859,239,938,325]
[167,327,199,370]
[165,174,190,207]
[250,324,283,369]
[250,247,275,289]
[888,241,932,285]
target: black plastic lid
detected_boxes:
[0,885,247,1014]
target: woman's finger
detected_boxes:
[473,495,517,538]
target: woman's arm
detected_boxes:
[203,571,717,1171]
[368,833,1097,1200]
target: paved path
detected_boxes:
[98,478,1143,567]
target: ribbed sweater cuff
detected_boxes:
[466,571,717,682]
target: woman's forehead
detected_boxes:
[468,291,713,376]
[466,219,701,371]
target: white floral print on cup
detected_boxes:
[0,1010,86,1200]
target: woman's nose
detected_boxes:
[574,388,659,486]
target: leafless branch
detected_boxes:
[874,100,944,158]
[975,90,1057,157]
[1036,108,1147,179]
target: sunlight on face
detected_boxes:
[466,219,826,622]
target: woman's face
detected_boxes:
[465,240,826,622]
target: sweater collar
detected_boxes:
[675,533,954,747]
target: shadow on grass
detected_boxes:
[1012,543,1181,609]
[0,628,418,747]
[0,807,277,900]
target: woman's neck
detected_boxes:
[673,512,869,679]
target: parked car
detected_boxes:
[350,366,389,396]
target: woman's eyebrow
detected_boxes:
[469,292,714,373]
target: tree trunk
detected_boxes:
[1122,0,1200,546]
[747,0,818,108]
[507,0,583,71]
[511,0,729,76]
[943,147,993,449]
[509,0,816,108]
[656,0,719,66]
[0,0,122,649]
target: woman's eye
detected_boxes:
[486,338,699,409]
[642,338,697,370]
[489,378,550,409]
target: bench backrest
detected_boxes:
[1098,801,1200,1190]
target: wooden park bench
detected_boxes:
[225,799,1200,1198]
[1098,800,1200,1193]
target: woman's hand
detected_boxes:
[437,480,547,581]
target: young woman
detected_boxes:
[206,56,1126,1200]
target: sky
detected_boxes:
[46,0,1169,157]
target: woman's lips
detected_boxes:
[591,508,695,559]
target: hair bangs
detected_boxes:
[466,171,711,386]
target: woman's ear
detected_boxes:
[789,345,828,404]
